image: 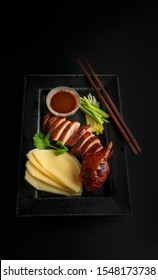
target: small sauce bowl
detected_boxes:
[46,86,80,117]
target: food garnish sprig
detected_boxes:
[33,132,68,155]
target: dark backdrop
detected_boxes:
[1,0,158,259]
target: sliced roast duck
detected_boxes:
[42,112,104,159]
[42,112,113,192]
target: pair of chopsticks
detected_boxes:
[77,57,142,155]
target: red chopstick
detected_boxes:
[77,57,142,156]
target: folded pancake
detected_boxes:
[26,148,82,194]
[25,170,82,196]
[26,160,73,192]
[27,149,67,188]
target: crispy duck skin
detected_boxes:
[79,142,113,192]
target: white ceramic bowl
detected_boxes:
[46,86,80,117]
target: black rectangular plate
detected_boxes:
[16,74,132,216]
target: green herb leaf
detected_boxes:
[55,140,68,155]
[56,140,67,149]
[33,132,49,149]
[43,133,51,147]
[33,132,68,155]
[55,147,68,156]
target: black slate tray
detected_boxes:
[16,74,132,216]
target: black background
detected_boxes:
[1,0,158,259]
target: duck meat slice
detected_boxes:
[80,136,102,158]
[50,120,71,141]
[45,115,59,133]
[42,111,52,132]
[70,131,94,158]
[65,125,92,148]
[59,121,81,144]
[48,117,66,135]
